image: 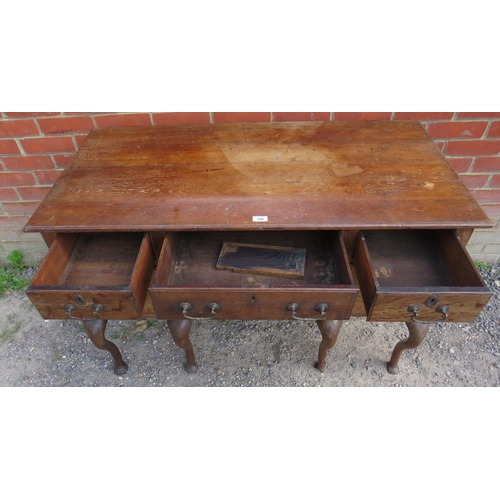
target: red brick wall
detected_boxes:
[1,112,499,265]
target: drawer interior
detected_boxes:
[31,232,147,288]
[155,231,353,288]
[361,229,485,289]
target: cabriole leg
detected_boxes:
[315,320,343,372]
[387,322,430,375]
[83,319,128,376]
[167,319,198,373]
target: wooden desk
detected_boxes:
[24,121,493,376]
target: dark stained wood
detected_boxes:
[150,230,357,321]
[166,319,198,373]
[22,121,495,375]
[315,320,343,372]
[354,230,493,322]
[83,319,128,375]
[216,242,306,279]
[387,322,430,375]
[23,121,492,233]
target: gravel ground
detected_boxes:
[0,264,499,387]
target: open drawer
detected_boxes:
[26,232,155,320]
[353,229,492,323]
[150,231,358,321]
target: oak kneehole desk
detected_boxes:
[23,121,493,376]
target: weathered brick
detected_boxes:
[2,201,40,215]
[0,228,20,241]
[37,116,94,135]
[0,119,39,138]
[0,140,21,155]
[17,186,51,201]
[74,134,89,147]
[481,203,500,217]
[213,112,271,123]
[4,112,59,118]
[472,157,500,172]
[445,140,500,156]
[490,175,500,188]
[428,121,487,139]
[0,172,36,187]
[0,215,29,229]
[34,170,63,185]
[1,239,46,253]
[466,243,486,255]
[0,188,19,201]
[447,157,473,173]
[487,121,500,138]
[458,112,500,118]
[94,113,152,127]
[2,155,54,171]
[467,230,498,244]
[459,174,490,189]
[435,142,446,151]
[152,113,211,125]
[21,136,75,153]
[483,242,500,254]
[52,154,75,169]
[334,112,392,121]
[273,112,331,122]
[394,112,454,120]
[470,189,500,202]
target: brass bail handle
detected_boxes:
[288,302,328,321]
[180,302,220,320]
[65,303,103,319]
[408,304,449,324]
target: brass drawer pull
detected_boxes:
[408,305,449,324]
[288,302,328,321]
[180,302,220,320]
[65,303,104,319]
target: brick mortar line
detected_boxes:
[10,138,26,156]
[482,120,493,139]
[33,118,44,136]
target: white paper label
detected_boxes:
[252,216,268,222]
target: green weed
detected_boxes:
[0,250,30,297]
[475,261,491,270]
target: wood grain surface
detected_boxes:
[23,121,492,232]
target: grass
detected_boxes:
[0,312,21,344]
[0,250,30,297]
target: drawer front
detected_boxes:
[26,289,144,320]
[367,291,491,323]
[26,232,155,320]
[150,288,357,321]
[354,229,493,323]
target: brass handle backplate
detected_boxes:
[408,304,449,324]
[180,302,220,320]
[65,302,104,319]
[288,302,328,321]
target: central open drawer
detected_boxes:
[150,231,358,320]
[354,229,492,322]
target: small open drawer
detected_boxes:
[26,232,155,320]
[353,229,492,323]
[150,231,358,321]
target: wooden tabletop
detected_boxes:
[24,120,492,232]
